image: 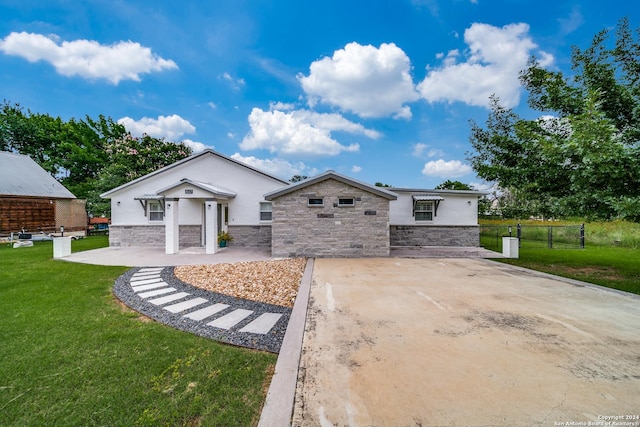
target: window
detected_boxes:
[308,198,324,206]
[338,198,354,207]
[414,201,433,221]
[149,201,164,221]
[260,202,272,221]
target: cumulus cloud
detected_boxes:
[298,42,418,119]
[182,139,209,153]
[351,165,362,173]
[118,114,196,141]
[417,23,553,108]
[240,108,380,157]
[231,153,309,179]
[421,159,472,178]
[0,32,177,84]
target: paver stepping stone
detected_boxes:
[131,271,162,278]
[138,267,164,272]
[183,303,230,321]
[239,313,283,334]
[130,275,161,282]
[130,278,164,286]
[207,309,253,329]
[132,282,169,292]
[137,287,176,298]
[164,297,209,313]
[148,292,190,306]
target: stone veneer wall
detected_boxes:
[390,225,480,247]
[227,225,272,248]
[109,224,202,248]
[271,179,391,257]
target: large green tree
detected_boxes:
[467,18,640,220]
[1,102,193,217]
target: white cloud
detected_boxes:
[417,23,553,108]
[422,159,472,178]
[351,165,362,173]
[412,143,444,158]
[230,153,308,179]
[227,132,236,139]
[298,42,418,119]
[118,114,196,141]
[207,102,217,109]
[219,72,245,89]
[0,32,177,84]
[269,101,296,111]
[240,108,380,157]
[182,139,209,153]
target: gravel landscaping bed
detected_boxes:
[174,258,306,308]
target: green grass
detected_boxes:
[0,238,275,426]
[480,220,640,295]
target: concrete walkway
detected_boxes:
[62,245,274,267]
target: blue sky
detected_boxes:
[1,1,638,189]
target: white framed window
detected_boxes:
[338,197,355,207]
[148,201,164,221]
[414,201,433,221]
[260,202,272,221]
[308,198,324,207]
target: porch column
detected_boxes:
[205,199,218,254]
[165,198,180,254]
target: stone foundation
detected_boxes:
[390,225,480,247]
[109,224,202,248]
[227,225,272,248]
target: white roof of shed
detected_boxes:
[0,151,76,199]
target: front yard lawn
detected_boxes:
[0,238,275,426]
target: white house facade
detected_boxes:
[101,149,487,257]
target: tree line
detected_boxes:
[0,102,192,217]
[468,17,640,221]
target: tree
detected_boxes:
[374,182,392,187]
[435,180,473,190]
[289,175,308,183]
[87,133,192,217]
[467,18,640,221]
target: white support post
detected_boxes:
[165,198,180,254]
[205,199,218,254]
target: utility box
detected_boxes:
[53,236,72,259]
[502,237,519,259]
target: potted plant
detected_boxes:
[217,231,233,247]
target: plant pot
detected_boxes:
[219,240,227,248]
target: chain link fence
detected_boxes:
[480,224,585,252]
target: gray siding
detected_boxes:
[271,179,391,257]
[390,225,480,247]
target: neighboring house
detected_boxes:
[101,148,487,257]
[0,151,87,235]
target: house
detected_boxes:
[101,149,486,257]
[0,151,87,235]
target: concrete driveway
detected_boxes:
[292,258,640,426]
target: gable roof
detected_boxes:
[0,151,76,199]
[156,178,237,198]
[264,170,398,201]
[100,148,289,198]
